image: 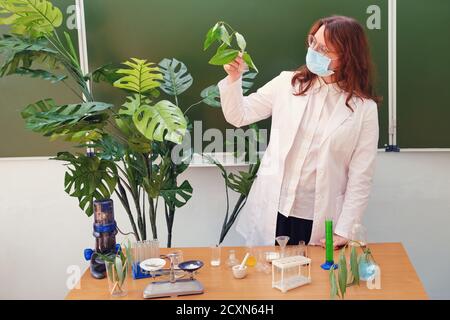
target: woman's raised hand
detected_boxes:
[223,52,249,84]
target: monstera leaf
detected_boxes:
[21,99,113,139]
[132,100,187,144]
[113,58,163,96]
[52,152,118,217]
[113,94,152,153]
[158,58,193,97]
[160,180,193,208]
[0,35,61,76]
[201,71,258,108]
[0,0,63,38]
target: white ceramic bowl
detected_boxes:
[232,265,248,279]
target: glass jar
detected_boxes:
[226,250,239,267]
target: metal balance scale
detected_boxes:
[140,253,204,299]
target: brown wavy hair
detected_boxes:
[291,16,382,111]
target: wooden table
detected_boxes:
[66,242,427,300]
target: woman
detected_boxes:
[217,16,380,248]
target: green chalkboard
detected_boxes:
[84,0,389,150]
[397,0,450,148]
[0,0,389,157]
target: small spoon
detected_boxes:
[239,253,250,270]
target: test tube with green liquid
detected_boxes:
[321,219,338,270]
[325,219,333,262]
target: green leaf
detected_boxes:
[0,0,63,38]
[227,171,257,196]
[329,266,340,299]
[208,48,239,66]
[203,22,220,51]
[115,256,124,285]
[14,67,66,83]
[124,239,133,269]
[235,32,246,51]
[113,58,163,95]
[22,100,113,139]
[218,24,231,46]
[200,85,221,108]
[51,152,118,216]
[86,63,122,84]
[160,180,193,208]
[63,31,79,65]
[132,100,187,144]
[350,245,360,285]
[158,58,193,97]
[338,248,347,299]
[0,35,61,77]
[242,51,258,73]
[89,135,126,161]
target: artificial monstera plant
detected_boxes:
[0,0,194,247]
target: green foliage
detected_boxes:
[133,99,187,144]
[204,21,258,72]
[350,246,360,285]
[96,240,131,291]
[21,99,113,141]
[1,1,195,245]
[160,179,193,208]
[0,0,63,38]
[338,248,347,298]
[158,58,193,97]
[113,58,163,96]
[52,152,118,217]
[329,265,340,299]
[114,94,152,153]
[13,66,66,82]
[0,35,61,76]
[329,243,374,299]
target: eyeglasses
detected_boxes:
[307,34,334,57]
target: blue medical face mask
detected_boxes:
[305,47,335,77]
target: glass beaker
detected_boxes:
[210,246,221,266]
[245,246,257,267]
[226,250,239,267]
[105,259,128,297]
[296,241,306,257]
[350,223,368,247]
[171,250,183,268]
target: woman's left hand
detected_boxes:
[319,234,349,250]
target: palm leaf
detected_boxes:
[132,100,187,144]
[113,58,163,95]
[0,35,61,76]
[14,66,66,83]
[158,58,193,97]
[52,152,118,217]
[21,99,113,138]
[0,0,63,38]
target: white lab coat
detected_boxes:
[217,70,379,246]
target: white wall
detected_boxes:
[0,151,449,299]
